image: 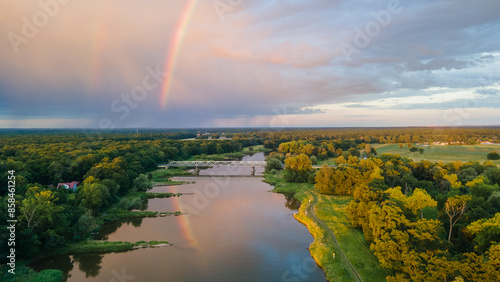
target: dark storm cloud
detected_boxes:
[1,0,499,127]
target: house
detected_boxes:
[57,181,80,191]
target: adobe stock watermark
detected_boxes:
[7,0,72,54]
[442,75,494,126]
[100,65,167,130]
[340,0,403,61]
[109,267,135,282]
[270,105,292,129]
[442,99,480,126]
[212,0,245,20]
[175,154,263,216]
[47,64,166,178]
[178,164,247,216]
[281,257,318,282]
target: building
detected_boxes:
[57,181,80,191]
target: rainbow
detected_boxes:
[160,0,199,108]
[170,186,198,246]
[86,1,111,94]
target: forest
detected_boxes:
[0,130,261,263]
[262,128,500,281]
[1,127,499,281]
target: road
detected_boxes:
[307,193,363,282]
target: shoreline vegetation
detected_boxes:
[3,240,171,282]
[4,187,184,281]
[3,130,499,281]
[59,240,171,254]
[265,172,386,281]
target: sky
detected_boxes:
[1,0,500,128]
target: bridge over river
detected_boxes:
[158,161,269,175]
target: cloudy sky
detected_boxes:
[1,0,500,128]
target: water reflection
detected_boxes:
[30,153,326,281]
[30,254,74,275]
[284,193,301,210]
[95,218,144,240]
[73,253,103,278]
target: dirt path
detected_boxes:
[307,193,363,282]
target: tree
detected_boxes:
[443,174,462,189]
[75,211,98,240]
[20,190,64,230]
[265,158,282,172]
[365,144,372,155]
[487,151,500,160]
[133,174,151,192]
[466,213,500,252]
[78,176,110,215]
[285,154,312,171]
[406,188,437,218]
[444,195,472,242]
[310,155,318,165]
[284,154,313,183]
[348,148,360,157]
[315,165,333,194]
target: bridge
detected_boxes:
[158,161,269,175]
[171,176,263,182]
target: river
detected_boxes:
[31,153,326,281]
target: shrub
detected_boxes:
[265,158,282,172]
[310,155,318,165]
[486,151,500,160]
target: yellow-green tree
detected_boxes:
[443,174,462,189]
[444,195,471,242]
[78,176,110,215]
[406,188,437,218]
[21,189,64,230]
[283,154,313,183]
[315,164,333,194]
[466,213,500,252]
[284,153,312,171]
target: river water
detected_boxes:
[31,153,326,281]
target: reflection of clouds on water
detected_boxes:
[197,152,266,176]
[31,153,325,281]
[172,243,199,254]
[286,214,297,222]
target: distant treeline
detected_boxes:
[0,132,262,262]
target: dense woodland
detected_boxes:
[316,155,500,281]
[261,128,500,281]
[0,131,261,261]
[1,127,499,281]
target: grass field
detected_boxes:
[373,144,500,165]
[313,195,387,281]
[150,167,193,185]
[265,172,386,281]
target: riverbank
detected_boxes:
[4,189,183,281]
[151,167,193,186]
[2,240,170,282]
[265,172,386,281]
[58,240,171,254]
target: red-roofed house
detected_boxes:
[57,181,80,191]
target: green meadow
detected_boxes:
[373,144,500,165]
[266,173,386,281]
